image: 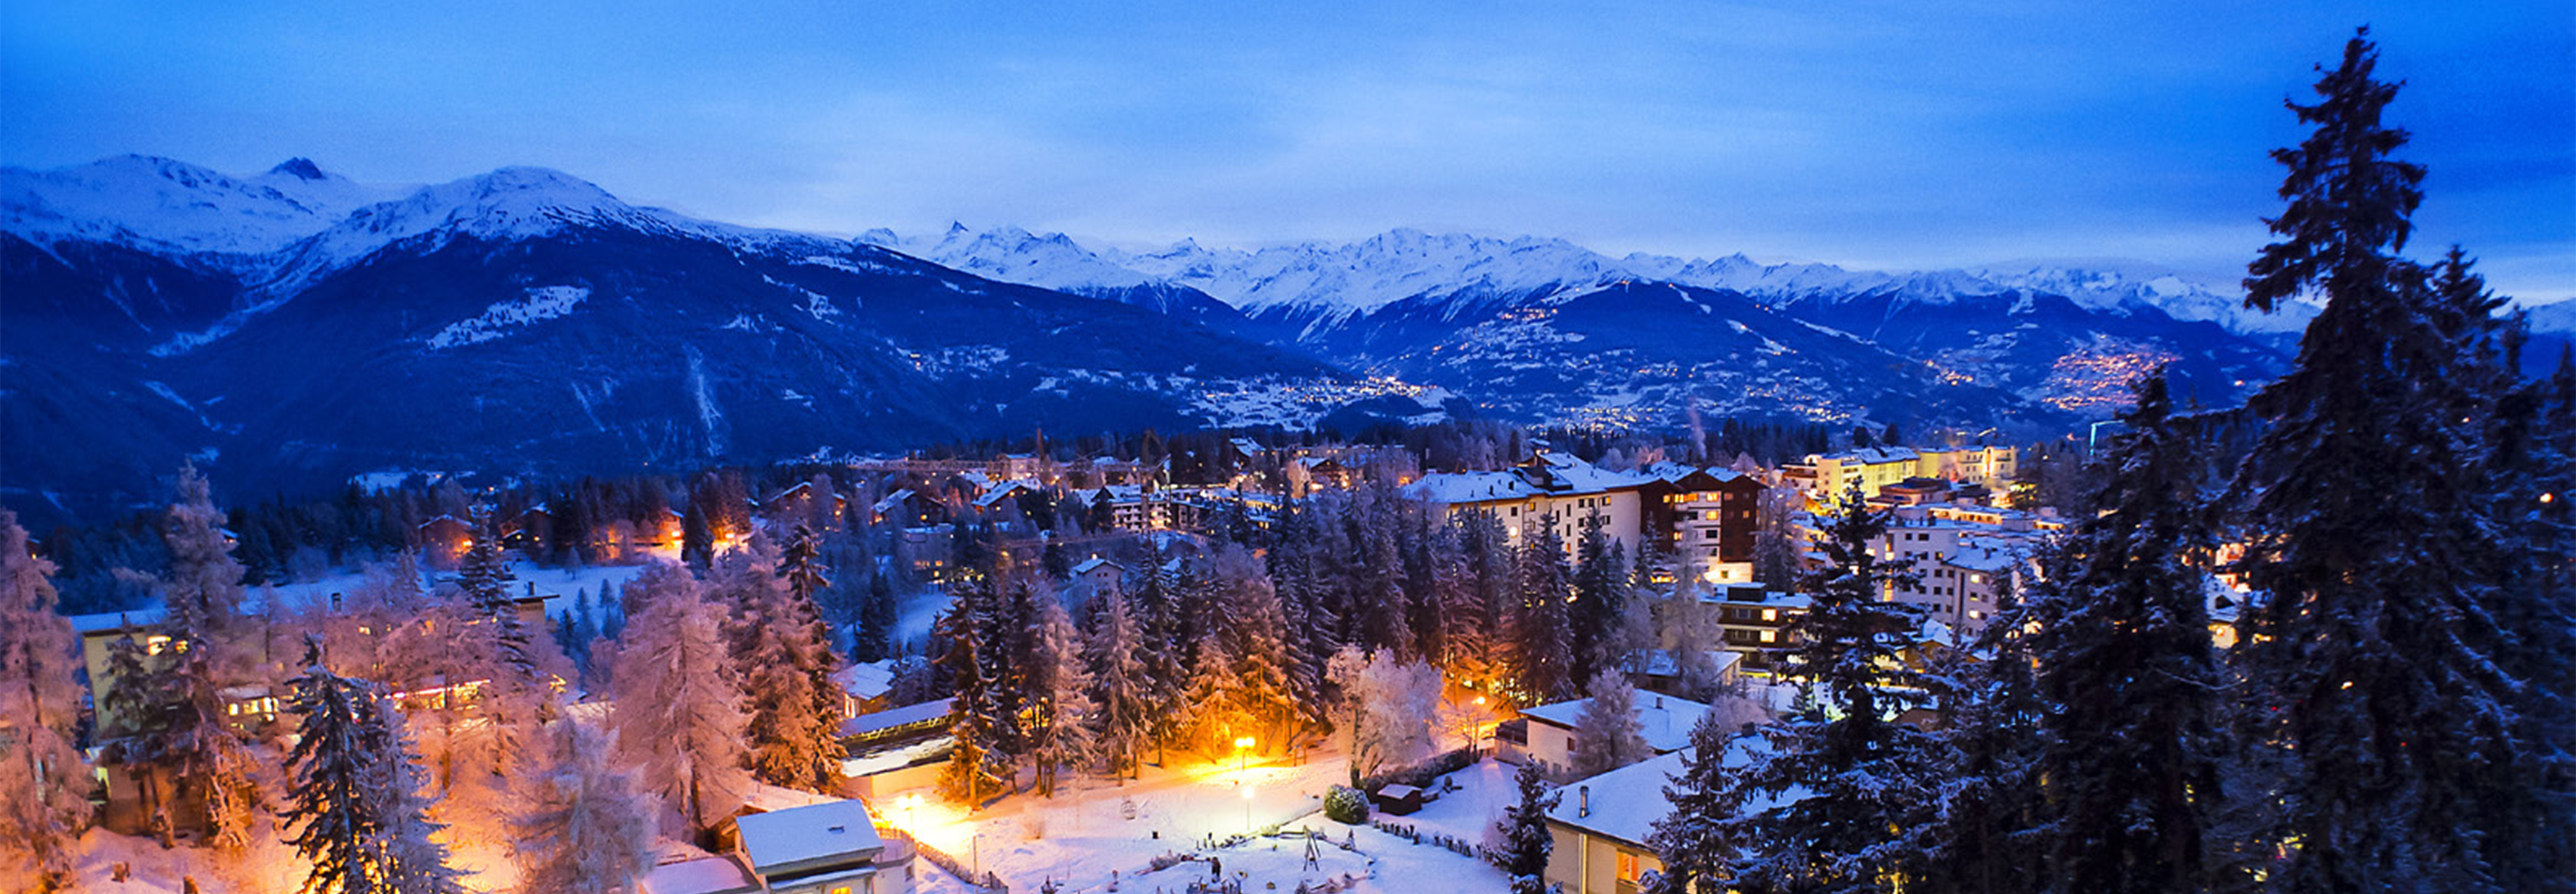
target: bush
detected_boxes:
[1324,784,1372,824]
[1357,746,1478,794]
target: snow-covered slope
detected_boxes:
[1107,228,1631,319]
[1,156,403,256]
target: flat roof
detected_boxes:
[735,799,884,874]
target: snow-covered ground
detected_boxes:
[879,744,1518,893]
[250,558,652,617]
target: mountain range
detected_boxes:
[8,155,2565,524]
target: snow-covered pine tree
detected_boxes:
[514,722,657,893]
[282,641,465,894]
[1506,519,1575,704]
[1496,759,1560,894]
[1085,588,1153,780]
[608,560,751,836]
[284,645,389,894]
[1717,480,1937,893]
[1909,565,2046,894]
[2229,30,2529,893]
[1646,709,1737,894]
[1027,581,1096,796]
[373,707,465,894]
[1214,545,1297,749]
[1569,517,1620,685]
[1568,669,1649,778]
[1433,521,1492,688]
[936,572,1006,805]
[0,509,92,888]
[456,504,530,676]
[113,464,263,849]
[857,572,898,662]
[716,538,846,792]
[2443,254,2576,883]
[2004,373,2226,892]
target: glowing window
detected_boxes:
[1759,630,1776,643]
[1617,851,1640,881]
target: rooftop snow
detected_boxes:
[1521,692,1713,753]
[733,799,885,873]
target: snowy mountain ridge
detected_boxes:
[871,222,2329,341]
[1,155,405,257]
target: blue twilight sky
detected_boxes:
[5,1,2570,301]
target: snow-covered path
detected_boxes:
[880,746,1519,893]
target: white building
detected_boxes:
[1412,451,1652,556]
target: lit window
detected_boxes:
[1761,609,1777,622]
[1760,630,1776,643]
[1617,851,1640,881]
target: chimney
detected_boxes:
[1578,786,1591,818]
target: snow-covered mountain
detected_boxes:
[860,224,2301,427]
[2,155,404,257]
[1,158,1370,523]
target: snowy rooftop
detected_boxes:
[639,854,761,894]
[1544,749,1689,846]
[1410,470,1544,505]
[68,607,170,635]
[1546,735,1785,846]
[734,799,885,874]
[1521,693,1713,753]
[1640,648,1742,678]
[1072,557,1122,575]
[833,660,897,701]
[842,697,953,738]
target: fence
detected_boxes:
[884,826,1008,894]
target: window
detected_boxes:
[1760,630,1777,643]
[1761,609,1777,622]
[1618,851,1641,881]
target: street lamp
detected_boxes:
[1243,784,1256,833]
[898,794,922,833]
[1234,735,1255,775]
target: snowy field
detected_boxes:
[881,745,1520,894]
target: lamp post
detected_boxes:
[1234,735,1255,775]
[1243,784,1256,833]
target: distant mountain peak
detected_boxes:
[268,157,329,181]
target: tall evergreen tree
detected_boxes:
[1718,482,1936,893]
[1085,588,1153,780]
[2011,374,2227,892]
[1646,710,1738,894]
[0,510,92,889]
[101,465,262,849]
[608,561,750,836]
[1505,520,1575,704]
[1497,760,1561,894]
[283,642,466,894]
[2230,31,2525,892]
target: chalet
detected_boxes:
[763,482,849,522]
[869,489,939,527]
[1284,456,1354,495]
[1633,648,1742,697]
[732,799,909,894]
[970,479,1038,513]
[1507,692,1711,781]
[416,514,474,567]
[1070,556,1125,603]
[833,660,897,718]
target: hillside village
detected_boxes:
[15,430,2120,893]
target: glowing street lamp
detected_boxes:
[1243,784,1256,832]
[1234,735,1255,774]
[897,794,922,833]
